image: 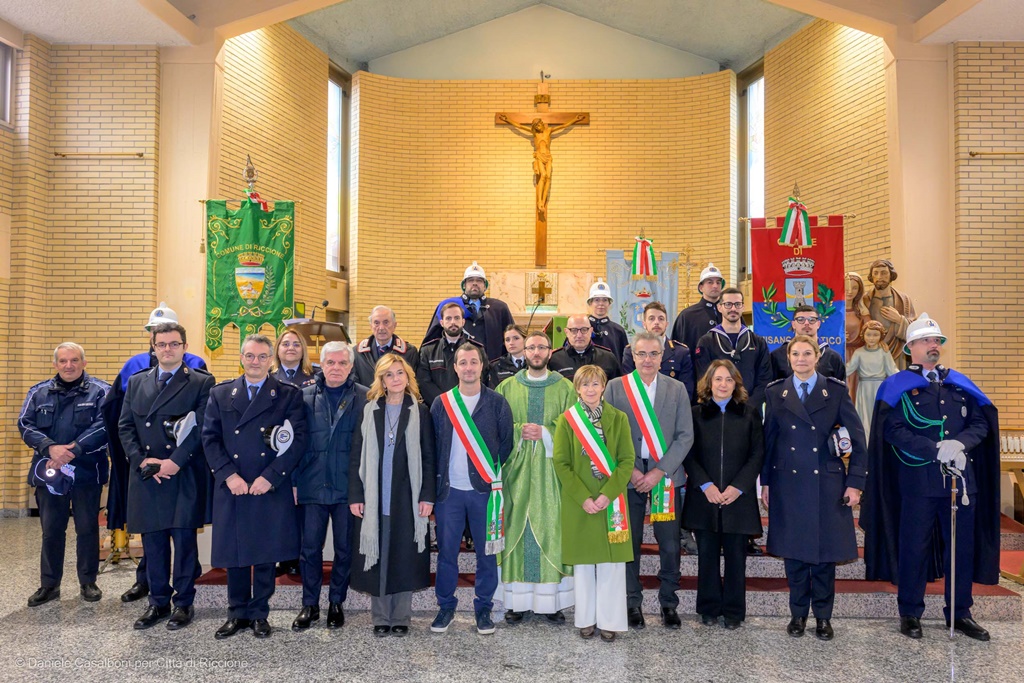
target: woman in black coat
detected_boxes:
[349,355,435,637]
[682,359,764,629]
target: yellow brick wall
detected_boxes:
[1,39,160,510]
[764,19,889,277]
[213,23,328,379]
[953,43,1024,423]
[351,72,737,339]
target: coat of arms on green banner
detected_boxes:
[205,199,294,352]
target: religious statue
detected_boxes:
[497,113,586,219]
[862,259,917,370]
[845,320,898,440]
[844,272,871,362]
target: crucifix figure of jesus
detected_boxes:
[497,113,586,220]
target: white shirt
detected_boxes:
[448,390,481,491]
[638,374,658,460]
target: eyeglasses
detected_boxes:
[280,341,303,349]
[566,327,592,335]
[718,302,743,310]
[242,353,272,362]
[524,345,551,352]
[633,351,663,360]
[153,341,183,350]
[793,316,820,324]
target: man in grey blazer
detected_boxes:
[606,331,694,630]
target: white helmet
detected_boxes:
[588,279,613,302]
[461,261,488,290]
[698,263,725,291]
[903,313,946,354]
[146,302,179,331]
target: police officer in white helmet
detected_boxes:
[671,264,725,358]
[422,262,515,362]
[586,279,628,361]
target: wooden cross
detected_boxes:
[531,276,552,304]
[496,74,589,268]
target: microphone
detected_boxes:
[310,299,329,320]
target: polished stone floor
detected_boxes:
[2,518,1023,683]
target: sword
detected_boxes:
[940,461,968,639]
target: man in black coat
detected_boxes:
[422,262,515,362]
[549,314,621,383]
[769,305,846,381]
[353,305,419,386]
[621,302,695,399]
[119,322,215,631]
[202,334,308,640]
[587,279,629,362]
[694,288,772,410]
[671,263,724,356]
[417,301,488,405]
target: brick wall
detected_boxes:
[213,23,328,379]
[953,43,1024,422]
[764,19,889,277]
[351,71,737,339]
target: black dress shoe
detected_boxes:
[134,604,172,629]
[121,582,149,603]
[373,625,391,637]
[391,625,409,637]
[627,607,646,629]
[747,539,763,555]
[292,605,320,631]
[786,616,807,637]
[214,618,251,640]
[326,602,344,629]
[80,583,102,602]
[724,618,742,630]
[505,609,526,625]
[545,610,566,624]
[951,617,991,642]
[251,618,272,638]
[661,607,682,629]
[166,606,194,630]
[701,614,717,626]
[28,586,60,607]
[815,619,834,641]
[899,616,922,639]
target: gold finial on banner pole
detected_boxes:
[243,155,259,191]
[792,182,801,200]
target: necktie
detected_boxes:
[800,382,809,403]
[378,346,389,357]
[248,384,258,401]
[157,372,171,391]
[515,358,523,369]
[285,369,296,380]
[927,371,938,383]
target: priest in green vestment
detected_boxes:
[495,331,578,624]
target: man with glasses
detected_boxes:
[495,332,578,625]
[622,302,695,400]
[118,322,215,630]
[549,314,621,383]
[694,288,772,410]
[672,264,725,357]
[770,305,846,381]
[606,331,694,630]
[202,334,308,640]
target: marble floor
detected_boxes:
[2,517,1024,683]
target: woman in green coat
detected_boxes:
[553,365,635,641]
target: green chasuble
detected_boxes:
[495,370,578,584]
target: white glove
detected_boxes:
[936,440,966,470]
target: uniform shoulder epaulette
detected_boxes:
[356,338,372,353]
[214,377,235,387]
[766,378,786,387]
[393,337,408,353]
[184,366,212,377]
[826,376,848,387]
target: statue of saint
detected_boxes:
[862,259,917,370]
[497,114,586,219]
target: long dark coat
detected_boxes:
[761,374,867,564]
[202,375,307,568]
[349,396,436,596]
[682,399,764,536]
[119,365,215,533]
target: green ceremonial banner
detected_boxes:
[205,199,295,352]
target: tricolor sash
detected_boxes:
[440,388,504,555]
[622,371,675,521]
[563,402,630,544]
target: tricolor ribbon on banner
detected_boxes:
[564,402,630,544]
[779,196,812,247]
[621,371,674,521]
[631,236,658,281]
[440,388,504,555]
[245,188,268,212]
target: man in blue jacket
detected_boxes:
[19,342,110,607]
[430,343,513,635]
[291,341,368,632]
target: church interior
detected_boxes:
[1,1,1023,680]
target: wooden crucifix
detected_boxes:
[496,74,589,267]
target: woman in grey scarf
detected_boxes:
[349,355,436,636]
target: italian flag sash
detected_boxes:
[440,388,504,555]
[779,195,812,247]
[622,371,675,521]
[563,402,630,544]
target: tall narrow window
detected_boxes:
[327,67,351,275]
[0,42,14,128]
[737,63,764,278]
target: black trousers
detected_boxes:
[784,558,836,619]
[694,528,748,621]
[300,502,352,606]
[226,563,276,620]
[36,484,101,588]
[142,528,201,608]
[626,484,681,609]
